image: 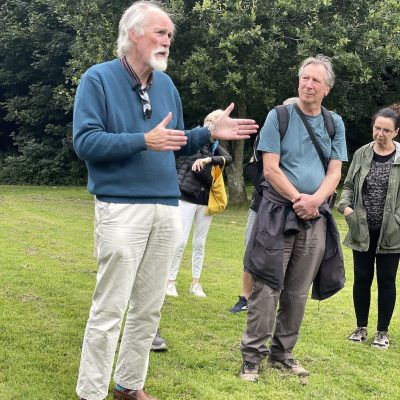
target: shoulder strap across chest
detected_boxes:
[274,104,335,141]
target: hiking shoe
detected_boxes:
[268,358,309,377]
[189,283,206,297]
[151,329,168,351]
[240,360,259,382]
[348,327,368,343]
[166,282,178,297]
[372,331,389,349]
[229,296,248,313]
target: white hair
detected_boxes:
[298,55,335,88]
[204,109,224,126]
[116,1,174,57]
[282,97,299,105]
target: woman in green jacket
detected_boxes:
[338,107,400,349]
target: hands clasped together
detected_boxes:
[292,193,321,220]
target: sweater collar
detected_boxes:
[120,56,153,90]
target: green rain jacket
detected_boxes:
[338,141,400,253]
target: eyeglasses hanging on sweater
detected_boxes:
[121,55,152,119]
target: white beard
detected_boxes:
[150,57,168,71]
[150,48,169,71]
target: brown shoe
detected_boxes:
[113,387,158,400]
[268,358,309,377]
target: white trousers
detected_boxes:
[168,200,213,281]
[76,201,182,400]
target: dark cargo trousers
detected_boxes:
[240,217,327,363]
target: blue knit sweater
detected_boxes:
[73,59,209,205]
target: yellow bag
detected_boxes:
[206,157,227,215]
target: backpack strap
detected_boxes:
[293,103,328,172]
[252,104,288,163]
[274,105,289,141]
[252,134,262,162]
[321,106,335,139]
[275,104,335,141]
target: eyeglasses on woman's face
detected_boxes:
[373,125,396,135]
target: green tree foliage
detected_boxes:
[0,0,399,194]
[57,0,131,97]
[168,0,281,203]
[0,0,82,184]
[278,0,400,153]
[168,0,400,199]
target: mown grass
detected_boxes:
[0,185,399,400]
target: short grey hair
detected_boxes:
[116,1,174,58]
[298,55,335,88]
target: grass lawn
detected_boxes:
[0,185,399,400]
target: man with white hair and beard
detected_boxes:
[72,1,258,400]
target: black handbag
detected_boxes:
[293,104,337,208]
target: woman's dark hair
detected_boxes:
[372,107,400,130]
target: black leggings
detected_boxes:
[353,230,400,331]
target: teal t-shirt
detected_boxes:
[257,104,347,194]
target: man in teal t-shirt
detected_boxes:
[239,55,347,382]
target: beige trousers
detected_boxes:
[76,201,182,400]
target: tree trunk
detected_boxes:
[224,102,248,205]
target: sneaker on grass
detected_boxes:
[166,281,178,297]
[372,331,389,349]
[150,329,168,351]
[189,283,206,297]
[348,327,368,343]
[268,358,309,377]
[229,296,248,313]
[240,360,259,382]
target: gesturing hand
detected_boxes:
[192,157,211,172]
[211,103,259,140]
[145,113,187,151]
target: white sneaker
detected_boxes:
[348,327,368,343]
[166,282,178,297]
[189,283,206,297]
[372,331,389,349]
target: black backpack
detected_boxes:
[246,105,336,190]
